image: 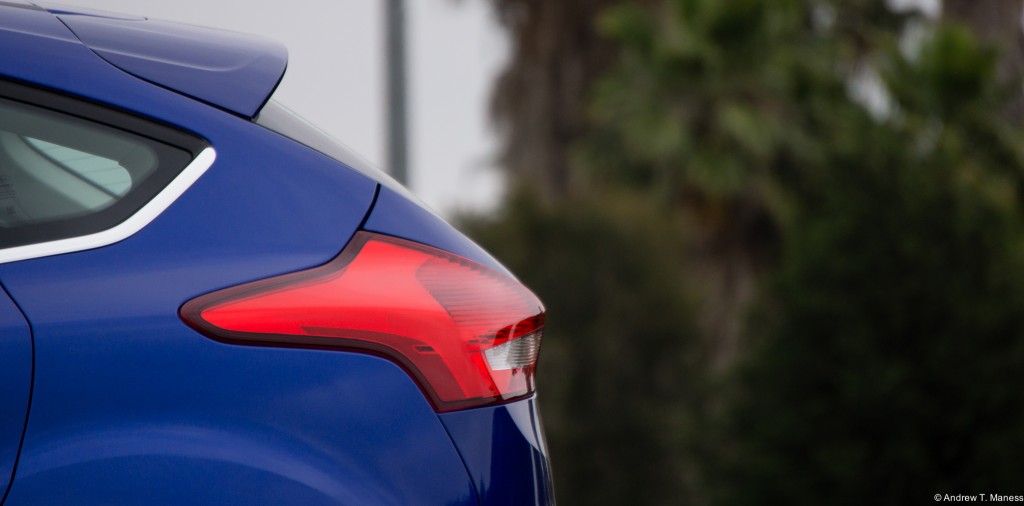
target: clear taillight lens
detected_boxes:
[180,231,545,412]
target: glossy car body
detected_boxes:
[0,2,553,504]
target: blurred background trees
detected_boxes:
[464,0,1024,504]
[944,0,1024,122]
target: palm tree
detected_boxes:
[489,0,632,201]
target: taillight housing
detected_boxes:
[180,231,544,412]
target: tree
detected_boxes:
[943,0,1024,122]
[713,26,1024,504]
[488,0,641,201]
[471,0,1024,504]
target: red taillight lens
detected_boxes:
[180,231,544,412]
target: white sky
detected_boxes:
[48,0,508,216]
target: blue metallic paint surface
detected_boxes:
[0,285,30,503]
[57,13,288,118]
[0,9,475,503]
[3,333,474,505]
[364,186,511,276]
[0,5,552,504]
[441,398,555,506]
[0,8,187,119]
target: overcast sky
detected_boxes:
[50,0,508,216]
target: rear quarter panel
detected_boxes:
[0,15,476,503]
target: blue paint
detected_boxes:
[0,285,31,504]
[0,3,553,503]
[364,186,512,276]
[441,397,556,506]
[58,14,287,117]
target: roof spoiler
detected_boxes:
[54,10,287,118]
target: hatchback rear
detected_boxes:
[0,3,553,504]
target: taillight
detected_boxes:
[180,231,545,412]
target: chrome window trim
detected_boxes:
[0,147,216,264]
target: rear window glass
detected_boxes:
[0,87,203,250]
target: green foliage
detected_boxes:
[707,25,1024,504]
[715,107,1024,505]
[727,194,1024,502]
[468,0,1024,503]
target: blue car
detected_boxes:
[0,2,553,504]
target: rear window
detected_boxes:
[0,82,206,252]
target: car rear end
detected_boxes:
[0,3,553,505]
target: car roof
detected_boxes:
[8,2,288,118]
